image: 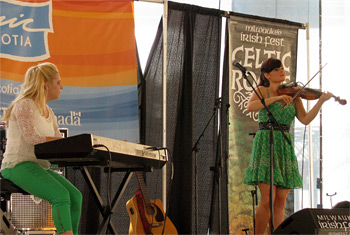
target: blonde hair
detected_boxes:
[3,62,59,125]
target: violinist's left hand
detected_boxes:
[319,91,333,103]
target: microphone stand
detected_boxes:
[249,132,258,235]
[208,97,225,234]
[187,98,221,234]
[240,69,291,233]
[251,185,258,235]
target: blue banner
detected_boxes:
[0,0,52,61]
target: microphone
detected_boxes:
[232,60,247,73]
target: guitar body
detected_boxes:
[126,195,177,235]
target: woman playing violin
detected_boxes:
[243,58,333,234]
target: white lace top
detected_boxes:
[1,98,61,171]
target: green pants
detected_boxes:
[1,161,82,234]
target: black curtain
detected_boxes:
[140,2,228,234]
[67,2,230,234]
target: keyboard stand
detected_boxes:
[34,133,167,233]
[79,166,136,234]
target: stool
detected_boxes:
[1,177,56,232]
[0,177,28,211]
[0,123,28,212]
[1,177,28,195]
[0,177,28,233]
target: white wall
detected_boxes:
[320,0,350,208]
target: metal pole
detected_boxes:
[162,0,168,210]
[318,0,323,209]
[305,22,315,208]
[137,0,168,210]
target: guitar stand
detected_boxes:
[79,166,143,234]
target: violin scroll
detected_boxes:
[333,96,347,105]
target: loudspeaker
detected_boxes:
[274,208,350,234]
[10,193,56,231]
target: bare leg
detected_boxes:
[273,188,290,229]
[255,183,276,234]
[268,187,290,234]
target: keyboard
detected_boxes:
[35,133,167,170]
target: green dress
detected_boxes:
[243,96,303,189]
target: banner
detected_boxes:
[228,15,301,233]
[0,0,139,142]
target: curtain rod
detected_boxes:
[226,11,306,29]
[136,0,305,30]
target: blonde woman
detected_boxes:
[1,63,82,235]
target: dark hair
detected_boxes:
[259,58,282,87]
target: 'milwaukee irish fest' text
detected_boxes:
[317,214,350,230]
[241,25,284,47]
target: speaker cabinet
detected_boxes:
[10,193,56,231]
[274,208,350,234]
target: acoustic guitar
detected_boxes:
[126,172,177,235]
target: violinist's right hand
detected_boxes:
[278,95,294,105]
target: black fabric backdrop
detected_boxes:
[66,2,230,234]
[140,2,229,234]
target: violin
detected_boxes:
[277,83,347,105]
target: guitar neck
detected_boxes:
[135,172,152,207]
